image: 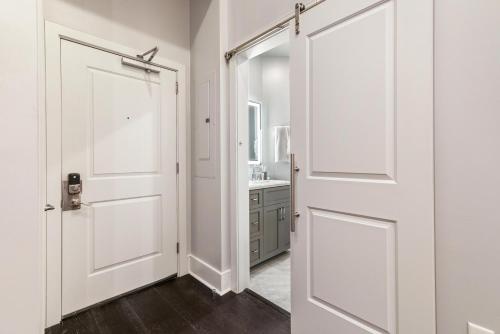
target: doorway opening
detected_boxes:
[247,42,291,312]
[230,30,291,313]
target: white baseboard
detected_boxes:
[188,254,231,295]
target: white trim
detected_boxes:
[229,30,290,293]
[468,322,495,334]
[43,21,189,328]
[188,255,232,295]
[219,0,231,300]
[229,56,250,293]
[36,0,46,333]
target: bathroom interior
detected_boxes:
[246,41,291,312]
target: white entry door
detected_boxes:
[290,0,434,333]
[60,40,178,315]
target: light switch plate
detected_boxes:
[469,322,495,334]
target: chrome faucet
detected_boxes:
[251,165,267,181]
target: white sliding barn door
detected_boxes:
[60,40,178,315]
[290,0,434,333]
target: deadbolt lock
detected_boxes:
[62,173,82,211]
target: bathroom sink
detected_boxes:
[249,179,290,190]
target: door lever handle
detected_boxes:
[44,204,55,212]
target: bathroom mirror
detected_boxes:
[248,101,262,164]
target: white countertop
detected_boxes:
[249,179,290,190]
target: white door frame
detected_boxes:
[228,30,289,293]
[43,21,189,328]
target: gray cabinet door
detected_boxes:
[250,238,262,266]
[249,190,263,209]
[249,186,291,267]
[263,186,290,207]
[262,203,290,260]
[263,204,281,259]
[249,208,263,238]
[279,204,290,250]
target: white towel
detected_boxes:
[274,126,290,162]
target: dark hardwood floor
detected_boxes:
[46,275,290,334]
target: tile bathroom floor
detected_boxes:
[249,251,291,312]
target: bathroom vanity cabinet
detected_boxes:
[249,185,290,267]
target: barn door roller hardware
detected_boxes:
[224,1,326,62]
[295,3,306,35]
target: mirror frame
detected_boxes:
[248,100,262,165]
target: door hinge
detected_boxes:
[295,3,306,35]
[176,242,180,254]
[176,162,179,174]
[175,82,179,95]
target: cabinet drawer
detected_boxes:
[263,186,290,207]
[249,209,263,238]
[250,238,261,265]
[249,190,263,209]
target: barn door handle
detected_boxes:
[290,153,300,232]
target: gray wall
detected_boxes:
[0,0,43,332]
[249,57,263,102]
[249,56,263,180]
[435,0,500,333]
[190,0,229,273]
[190,0,221,270]
[261,56,290,180]
[227,0,317,48]
[43,0,190,67]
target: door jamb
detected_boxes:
[43,21,189,328]
[228,30,290,293]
